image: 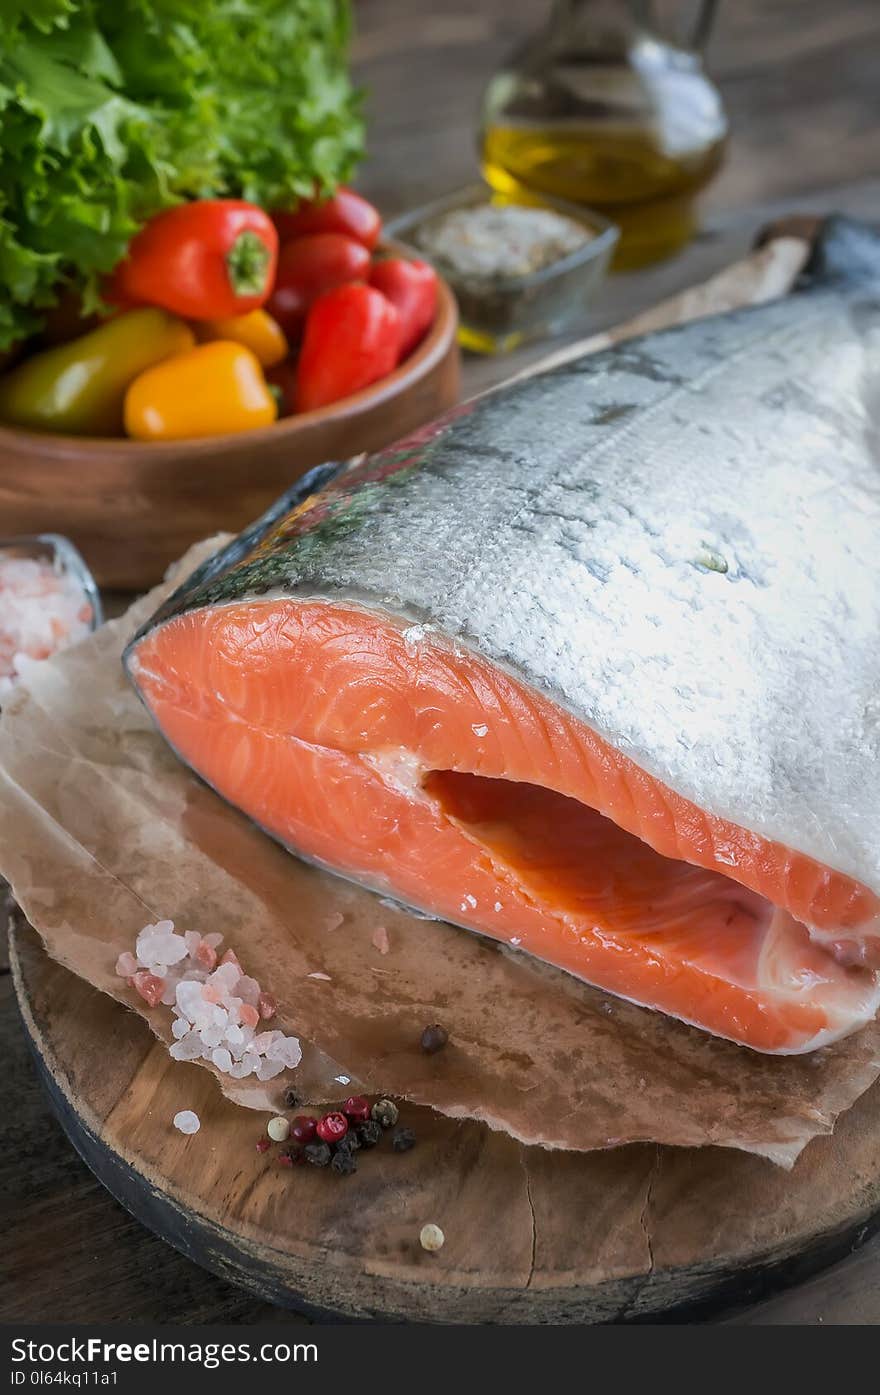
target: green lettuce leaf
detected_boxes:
[0,0,363,349]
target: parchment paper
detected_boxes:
[4,231,876,1170]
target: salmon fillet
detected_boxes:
[126,216,880,1054]
[129,600,880,1054]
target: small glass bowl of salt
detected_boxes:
[386,184,618,353]
[0,534,102,701]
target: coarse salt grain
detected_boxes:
[173,1110,200,1135]
[0,553,94,698]
[371,926,390,955]
[117,918,303,1088]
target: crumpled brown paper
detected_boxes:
[5,229,877,1170]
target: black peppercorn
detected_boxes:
[392,1126,416,1153]
[420,1023,448,1054]
[336,1130,361,1153]
[356,1119,382,1149]
[331,1148,358,1176]
[283,1087,301,1109]
[304,1140,332,1168]
[371,1098,399,1129]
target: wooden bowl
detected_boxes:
[0,276,459,590]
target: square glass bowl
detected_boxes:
[386,184,618,354]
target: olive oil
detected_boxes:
[480,1,727,269]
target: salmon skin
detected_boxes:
[126,216,880,1055]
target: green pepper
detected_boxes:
[0,309,195,436]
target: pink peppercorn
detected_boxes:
[290,1116,317,1145]
[255,1137,271,1154]
[344,1095,371,1123]
[277,1152,294,1168]
[257,992,277,1021]
[132,970,166,1008]
[316,1112,348,1144]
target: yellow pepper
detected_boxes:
[0,309,194,436]
[124,341,277,441]
[194,308,288,367]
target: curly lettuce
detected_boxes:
[0,1,363,348]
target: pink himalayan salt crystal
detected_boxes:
[0,553,93,696]
[324,913,344,931]
[236,974,260,1006]
[193,939,217,971]
[132,970,166,1007]
[126,917,301,1084]
[115,951,138,978]
[372,925,390,955]
[239,1002,260,1028]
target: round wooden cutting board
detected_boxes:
[11,920,880,1323]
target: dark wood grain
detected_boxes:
[10,919,880,1325]
[4,0,880,1325]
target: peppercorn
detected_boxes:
[316,1111,349,1144]
[371,1098,399,1129]
[283,1087,301,1109]
[336,1130,361,1153]
[392,1126,416,1153]
[290,1115,318,1145]
[343,1095,371,1123]
[267,1115,290,1143]
[420,1023,448,1054]
[277,1150,294,1168]
[331,1147,358,1176]
[420,1223,445,1253]
[304,1141,332,1168]
[255,1136,271,1154]
[356,1119,382,1149]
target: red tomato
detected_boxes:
[368,257,438,359]
[273,187,381,250]
[266,233,370,339]
[295,284,401,413]
[107,200,278,319]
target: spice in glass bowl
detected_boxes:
[387,186,618,354]
[413,203,592,282]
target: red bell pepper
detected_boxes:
[273,186,381,250]
[266,233,370,338]
[295,283,401,412]
[368,257,438,359]
[108,200,278,320]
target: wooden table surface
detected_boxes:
[4,0,880,1326]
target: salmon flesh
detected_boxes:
[126,217,880,1054]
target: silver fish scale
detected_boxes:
[146,259,880,895]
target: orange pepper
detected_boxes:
[124,341,277,441]
[194,308,288,367]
